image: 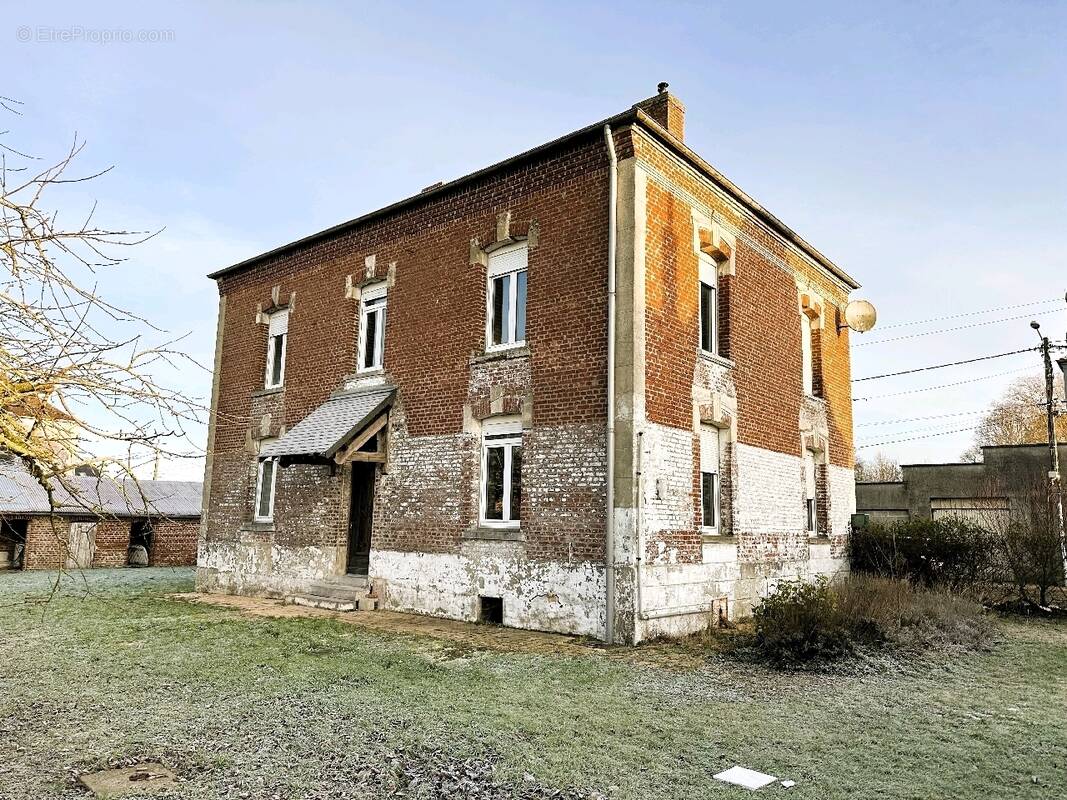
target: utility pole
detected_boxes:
[1031,321,1067,580]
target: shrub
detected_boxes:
[849,517,998,593]
[833,574,994,653]
[752,577,852,665]
[749,575,994,666]
[1000,519,1065,609]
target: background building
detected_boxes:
[856,443,1067,526]
[0,455,202,570]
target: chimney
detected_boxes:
[635,81,685,141]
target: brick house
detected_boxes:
[197,86,860,643]
[0,456,202,570]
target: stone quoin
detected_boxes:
[196,87,860,644]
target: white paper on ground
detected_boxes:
[713,766,779,790]
[781,779,796,788]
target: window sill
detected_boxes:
[701,533,737,544]
[241,521,276,533]
[252,386,284,398]
[807,533,829,542]
[698,350,735,370]
[463,526,525,542]
[470,345,530,365]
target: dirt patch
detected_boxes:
[78,763,175,797]
[173,592,605,657]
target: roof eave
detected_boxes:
[207,109,638,281]
[209,104,859,293]
[629,109,860,290]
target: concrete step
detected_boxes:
[290,593,359,612]
[330,573,370,589]
[306,582,368,601]
[288,592,379,612]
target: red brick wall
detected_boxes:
[206,135,611,565]
[636,129,853,464]
[149,519,200,566]
[20,516,199,569]
[634,126,854,566]
[22,517,69,569]
[92,519,131,567]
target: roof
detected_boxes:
[4,395,74,422]
[208,102,859,290]
[0,456,202,518]
[260,386,395,460]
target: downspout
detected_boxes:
[603,124,618,644]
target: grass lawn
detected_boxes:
[1,569,1066,799]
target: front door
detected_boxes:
[346,463,376,575]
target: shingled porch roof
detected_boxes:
[260,386,395,461]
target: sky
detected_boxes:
[7,0,1067,480]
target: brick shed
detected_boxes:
[198,86,862,643]
[0,456,201,570]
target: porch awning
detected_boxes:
[260,386,395,460]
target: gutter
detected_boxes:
[603,124,618,645]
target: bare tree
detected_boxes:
[976,457,1065,610]
[855,450,902,482]
[1,96,203,536]
[963,374,1067,460]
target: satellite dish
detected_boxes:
[842,299,878,333]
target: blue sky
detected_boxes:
[8,1,1067,479]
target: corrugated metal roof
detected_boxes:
[260,386,394,459]
[0,457,202,518]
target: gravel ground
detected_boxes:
[1,568,1066,799]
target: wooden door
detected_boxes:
[346,463,375,575]
[67,522,97,569]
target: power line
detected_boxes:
[853,347,1037,382]
[854,402,1046,427]
[855,409,986,427]
[854,307,1067,347]
[875,298,1063,331]
[852,365,1034,402]
[860,419,985,440]
[856,426,977,450]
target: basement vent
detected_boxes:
[478,595,503,625]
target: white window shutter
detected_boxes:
[487,243,528,277]
[484,416,522,436]
[803,451,817,498]
[269,309,289,337]
[700,425,720,473]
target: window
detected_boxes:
[803,450,817,534]
[255,456,278,522]
[265,309,288,389]
[480,417,522,526]
[699,255,717,355]
[800,312,814,396]
[486,243,528,350]
[700,424,720,532]
[358,282,388,372]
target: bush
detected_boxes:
[849,518,998,593]
[750,575,993,666]
[1000,519,1065,609]
[833,574,994,653]
[752,577,852,665]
